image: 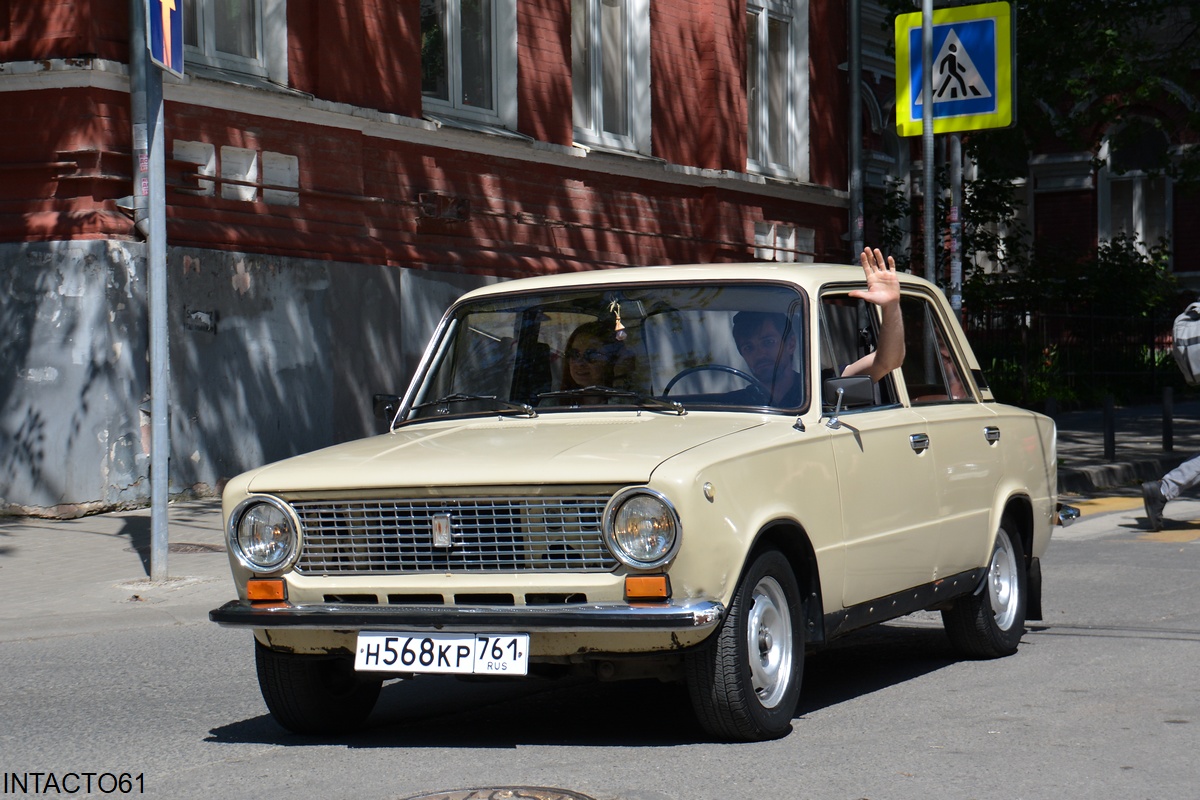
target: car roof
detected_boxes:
[457,263,939,302]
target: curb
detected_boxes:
[1058,455,1191,495]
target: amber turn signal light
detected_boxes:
[624,574,670,601]
[247,578,286,602]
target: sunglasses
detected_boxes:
[567,348,612,364]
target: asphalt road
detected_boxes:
[2,499,1198,800]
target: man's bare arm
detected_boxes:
[842,247,905,382]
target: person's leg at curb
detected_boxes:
[1143,453,1200,530]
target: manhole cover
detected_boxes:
[399,789,597,800]
[126,542,225,554]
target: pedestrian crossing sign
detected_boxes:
[895,2,1013,136]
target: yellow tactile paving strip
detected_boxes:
[1067,496,1200,542]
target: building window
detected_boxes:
[571,0,650,154]
[1098,125,1172,258]
[182,0,287,83]
[746,0,809,180]
[421,0,517,128]
[755,222,813,262]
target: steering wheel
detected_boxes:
[663,364,771,404]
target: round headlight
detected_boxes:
[229,498,299,572]
[604,489,681,569]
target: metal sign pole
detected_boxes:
[133,0,170,581]
[922,0,936,283]
[849,0,863,259]
[949,132,963,312]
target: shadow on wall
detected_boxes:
[0,242,148,513]
[0,238,498,515]
[165,249,497,497]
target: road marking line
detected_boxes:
[1070,497,1142,514]
[1137,529,1200,543]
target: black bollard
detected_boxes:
[1163,386,1174,453]
[1103,394,1115,462]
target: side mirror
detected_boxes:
[372,393,401,421]
[821,375,874,409]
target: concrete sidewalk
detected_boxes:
[1052,398,1200,495]
[1,399,1198,641]
[0,499,230,641]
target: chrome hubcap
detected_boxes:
[988,531,1019,631]
[745,576,793,709]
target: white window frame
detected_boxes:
[1096,131,1173,262]
[754,222,814,262]
[746,0,809,181]
[571,0,650,155]
[421,0,518,129]
[183,0,288,84]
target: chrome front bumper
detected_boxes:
[209,599,725,633]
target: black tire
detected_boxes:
[685,548,804,741]
[941,519,1027,659]
[254,641,382,735]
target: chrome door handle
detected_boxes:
[984,426,1001,444]
[910,433,930,453]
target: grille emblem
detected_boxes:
[431,513,453,549]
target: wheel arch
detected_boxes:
[999,493,1042,620]
[1000,494,1034,556]
[748,519,826,646]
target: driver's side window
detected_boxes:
[819,294,898,406]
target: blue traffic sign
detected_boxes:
[895,2,1013,136]
[146,0,184,77]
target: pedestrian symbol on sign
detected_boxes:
[915,29,993,107]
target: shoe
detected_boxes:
[1141,480,1166,531]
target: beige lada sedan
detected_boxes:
[210,263,1073,742]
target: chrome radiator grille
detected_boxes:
[291,496,616,575]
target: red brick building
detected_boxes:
[0,1,856,513]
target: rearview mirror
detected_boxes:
[821,375,874,409]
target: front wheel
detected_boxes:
[941,520,1027,659]
[255,641,382,735]
[685,548,804,741]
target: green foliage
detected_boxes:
[871,2,1196,407]
[986,345,1077,407]
[868,1,1186,318]
[877,1,1200,183]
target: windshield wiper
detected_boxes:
[537,387,686,416]
[411,393,537,418]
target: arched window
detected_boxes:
[1098,124,1172,258]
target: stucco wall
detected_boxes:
[0,240,495,516]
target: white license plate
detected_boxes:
[354,631,529,676]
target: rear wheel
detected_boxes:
[255,641,382,735]
[685,548,804,741]
[942,519,1027,658]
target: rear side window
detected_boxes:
[899,295,973,404]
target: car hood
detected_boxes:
[244,413,767,493]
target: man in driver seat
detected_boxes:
[732,247,905,406]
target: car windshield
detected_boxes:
[403,282,808,421]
